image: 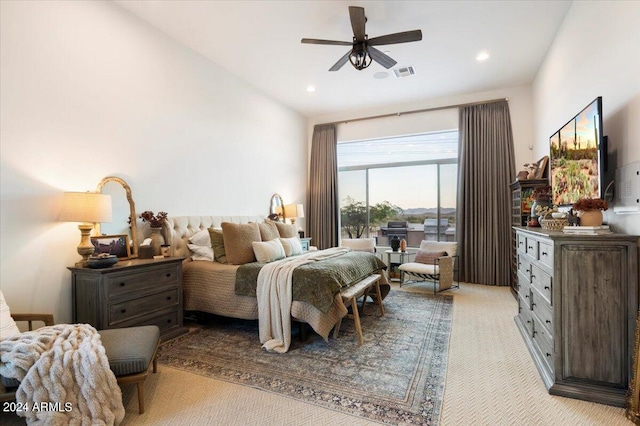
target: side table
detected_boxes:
[68,257,187,340]
[385,250,414,281]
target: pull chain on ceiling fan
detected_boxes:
[301,6,422,71]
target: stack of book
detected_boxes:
[563,225,612,235]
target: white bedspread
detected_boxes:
[257,247,349,353]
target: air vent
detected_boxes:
[394,66,415,78]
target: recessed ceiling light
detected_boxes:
[373,72,389,79]
[306,85,316,92]
[476,50,490,62]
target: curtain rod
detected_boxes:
[319,97,508,126]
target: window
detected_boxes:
[338,130,458,247]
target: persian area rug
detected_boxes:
[158,290,453,425]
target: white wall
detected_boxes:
[532,1,640,235]
[309,85,535,174]
[0,1,307,323]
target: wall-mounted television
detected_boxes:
[549,97,606,206]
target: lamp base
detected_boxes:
[76,223,96,267]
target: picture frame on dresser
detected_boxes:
[91,234,131,259]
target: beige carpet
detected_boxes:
[0,282,628,425]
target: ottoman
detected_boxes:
[99,325,160,414]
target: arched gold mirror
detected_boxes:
[95,176,138,258]
[269,194,284,222]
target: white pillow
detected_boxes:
[0,290,20,340]
[279,237,303,257]
[187,244,214,261]
[189,229,211,247]
[252,239,286,263]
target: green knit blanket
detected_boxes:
[236,251,386,313]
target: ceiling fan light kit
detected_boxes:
[301,6,422,72]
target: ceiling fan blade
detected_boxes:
[368,46,397,69]
[329,50,352,72]
[368,30,423,46]
[301,38,353,46]
[349,6,366,41]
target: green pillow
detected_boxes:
[208,228,227,264]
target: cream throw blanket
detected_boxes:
[0,324,125,425]
[257,247,350,353]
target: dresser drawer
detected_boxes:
[531,288,553,336]
[530,264,552,305]
[517,234,527,252]
[518,275,532,309]
[538,241,554,268]
[144,310,180,335]
[106,264,180,298]
[525,237,538,259]
[517,254,531,278]
[109,288,179,325]
[518,297,534,336]
[533,316,554,374]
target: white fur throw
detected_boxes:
[0,324,125,425]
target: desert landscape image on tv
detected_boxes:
[550,99,601,206]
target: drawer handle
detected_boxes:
[544,286,549,290]
[167,319,172,323]
[531,303,536,307]
[533,331,537,336]
[120,282,126,287]
[166,273,171,278]
[166,296,172,301]
[526,320,531,324]
[525,268,530,273]
[519,241,523,246]
[528,246,533,250]
[531,274,536,279]
[546,320,551,324]
[546,353,551,358]
[541,251,548,256]
[121,309,126,314]
[525,294,529,298]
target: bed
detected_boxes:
[158,216,389,343]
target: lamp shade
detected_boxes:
[59,192,112,223]
[284,203,304,219]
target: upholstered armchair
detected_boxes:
[398,241,459,294]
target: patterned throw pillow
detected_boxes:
[414,250,448,265]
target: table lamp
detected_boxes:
[284,203,304,225]
[60,192,112,267]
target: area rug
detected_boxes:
[158,290,453,425]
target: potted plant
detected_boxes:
[529,185,552,226]
[572,198,608,227]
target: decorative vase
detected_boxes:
[530,198,552,222]
[149,227,165,256]
[399,238,407,252]
[577,209,603,227]
[391,236,400,252]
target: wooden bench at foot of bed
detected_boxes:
[333,274,384,345]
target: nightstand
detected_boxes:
[68,257,187,340]
[300,237,312,252]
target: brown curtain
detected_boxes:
[308,124,338,249]
[457,100,515,285]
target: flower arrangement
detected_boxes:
[535,204,558,220]
[572,198,608,212]
[532,185,552,200]
[139,211,168,228]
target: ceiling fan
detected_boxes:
[301,6,422,72]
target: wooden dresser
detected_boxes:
[69,257,187,340]
[513,226,638,407]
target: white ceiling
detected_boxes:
[113,0,572,118]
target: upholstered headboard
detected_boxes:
[145,215,265,259]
